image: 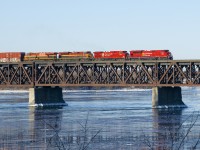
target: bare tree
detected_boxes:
[44,112,102,150]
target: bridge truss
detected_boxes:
[0,60,200,87]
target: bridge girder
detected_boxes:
[0,60,199,87]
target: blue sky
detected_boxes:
[0,0,200,59]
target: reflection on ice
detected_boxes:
[63,88,151,93]
[0,90,28,93]
[29,106,63,149]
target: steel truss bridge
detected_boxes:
[0,60,200,87]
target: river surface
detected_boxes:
[0,87,200,150]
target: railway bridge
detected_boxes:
[1,60,200,107]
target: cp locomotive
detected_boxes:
[129,50,173,60]
[0,50,173,62]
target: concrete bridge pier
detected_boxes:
[152,87,186,108]
[29,86,65,106]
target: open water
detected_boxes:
[0,87,200,150]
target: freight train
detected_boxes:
[0,50,173,62]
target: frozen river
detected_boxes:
[0,87,200,149]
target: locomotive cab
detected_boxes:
[85,51,94,58]
[168,52,173,60]
[165,50,173,60]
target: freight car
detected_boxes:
[0,52,25,62]
[129,50,173,60]
[93,51,128,60]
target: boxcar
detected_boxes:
[0,52,25,62]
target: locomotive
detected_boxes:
[94,51,129,60]
[0,50,173,62]
[129,50,173,60]
[23,51,93,61]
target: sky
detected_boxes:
[0,0,200,59]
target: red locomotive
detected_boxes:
[93,51,128,60]
[129,50,173,60]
